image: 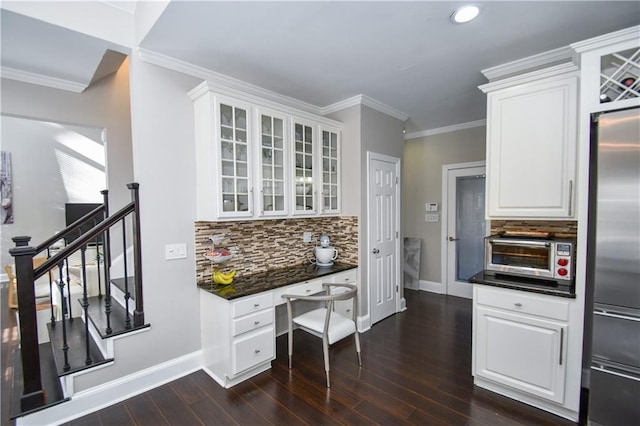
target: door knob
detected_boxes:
[372,248,380,254]
[448,236,459,241]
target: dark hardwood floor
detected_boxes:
[2,288,578,425]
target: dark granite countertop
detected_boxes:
[198,262,358,300]
[469,270,576,299]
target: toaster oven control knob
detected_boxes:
[557,258,569,266]
[557,268,568,276]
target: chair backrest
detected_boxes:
[4,264,15,282]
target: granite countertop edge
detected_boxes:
[198,262,358,300]
[469,271,576,299]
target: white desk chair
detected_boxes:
[282,283,362,388]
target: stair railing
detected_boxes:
[9,183,143,413]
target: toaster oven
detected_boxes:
[484,234,575,283]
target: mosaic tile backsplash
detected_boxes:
[490,220,578,238]
[195,216,358,283]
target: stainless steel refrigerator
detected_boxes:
[587,106,640,426]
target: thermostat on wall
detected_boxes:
[425,202,439,212]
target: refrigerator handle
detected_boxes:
[559,328,564,365]
[568,180,574,216]
[592,365,640,382]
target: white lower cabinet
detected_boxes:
[326,269,358,318]
[231,326,274,375]
[201,268,358,388]
[475,305,567,403]
[473,285,577,418]
[200,291,275,388]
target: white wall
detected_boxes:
[328,104,404,321]
[0,59,133,212]
[328,104,361,217]
[73,53,203,390]
[360,106,405,317]
[403,126,486,284]
[0,116,104,268]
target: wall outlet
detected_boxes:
[165,243,187,260]
[303,232,313,243]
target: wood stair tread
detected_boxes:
[84,295,149,338]
[110,277,136,300]
[10,345,69,419]
[47,318,113,377]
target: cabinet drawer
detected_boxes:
[273,279,324,306]
[232,309,274,337]
[476,286,569,321]
[232,293,273,318]
[231,326,274,375]
[326,269,357,284]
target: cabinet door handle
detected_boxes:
[254,349,261,354]
[254,303,260,308]
[568,180,574,216]
[254,321,260,325]
[306,289,311,293]
[559,328,564,365]
[514,303,522,307]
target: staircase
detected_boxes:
[8,183,148,421]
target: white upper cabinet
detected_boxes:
[256,108,288,217]
[292,118,317,215]
[218,98,254,218]
[480,66,578,219]
[320,125,340,214]
[190,83,342,220]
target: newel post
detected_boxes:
[9,236,45,411]
[128,183,144,327]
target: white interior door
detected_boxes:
[368,153,400,325]
[444,163,486,299]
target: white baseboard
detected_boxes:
[17,350,203,426]
[357,314,371,333]
[419,280,445,294]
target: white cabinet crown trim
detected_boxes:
[479,62,578,93]
[571,25,640,53]
[189,81,342,128]
[481,46,575,82]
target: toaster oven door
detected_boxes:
[485,239,554,278]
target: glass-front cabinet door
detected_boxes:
[258,110,287,216]
[320,126,340,213]
[292,118,316,214]
[218,99,252,217]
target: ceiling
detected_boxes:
[2,1,640,134]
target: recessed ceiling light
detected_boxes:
[451,5,481,24]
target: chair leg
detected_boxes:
[288,327,293,369]
[322,336,330,388]
[354,331,362,366]
[287,301,293,369]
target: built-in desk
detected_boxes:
[199,262,357,388]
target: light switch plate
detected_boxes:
[425,213,439,222]
[303,232,313,243]
[165,243,187,260]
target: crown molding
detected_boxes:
[481,46,575,82]
[571,25,640,53]
[138,48,322,116]
[321,94,410,122]
[479,62,579,93]
[404,119,486,140]
[0,66,86,93]
[139,48,410,123]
